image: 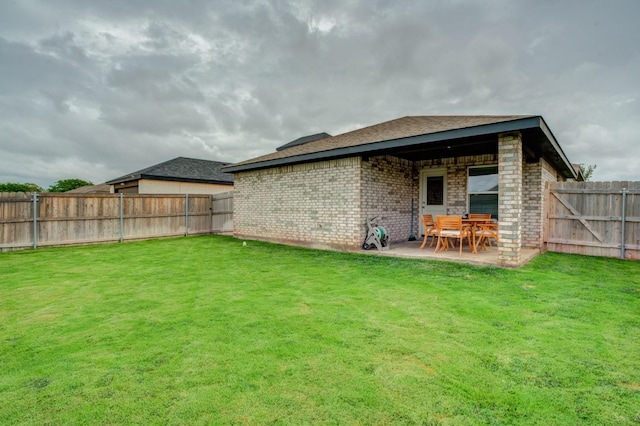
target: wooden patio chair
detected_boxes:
[476,222,499,250]
[467,213,492,251]
[468,213,492,221]
[419,214,438,249]
[434,215,472,255]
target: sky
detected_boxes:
[1,0,639,188]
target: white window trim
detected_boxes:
[467,165,498,215]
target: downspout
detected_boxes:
[408,163,417,241]
[408,198,416,241]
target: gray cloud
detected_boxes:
[0,0,639,187]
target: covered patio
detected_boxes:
[226,115,579,268]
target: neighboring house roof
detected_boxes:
[572,164,586,182]
[106,157,234,185]
[224,115,577,179]
[276,132,332,151]
[66,183,111,194]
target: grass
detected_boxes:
[1,235,639,425]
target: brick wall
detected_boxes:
[541,158,559,183]
[234,155,417,249]
[360,156,414,243]
[522,161,542,248]
[498,132,523,267]
[233,157,362,249]
[416,154,498,216]
[233,145,553,260]
[522,158,562,248]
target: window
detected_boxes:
[468,166,498,218]
[426,176,444,206]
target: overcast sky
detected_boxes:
[1,0,638,188]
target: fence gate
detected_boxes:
[212,191,234,233]
[545,181,640,259]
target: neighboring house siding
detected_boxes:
[360,156,414,243]
[138,179,232,195]
[233,158,362,249]
[111,180,232,194]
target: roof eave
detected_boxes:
[223,116,543,173]
[537,117,578,180]
[106,174,233,185]
[106,174,142,185]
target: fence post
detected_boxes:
[185,194,189,236]
[210,194,214,233]
[620,187,627,259]
[119,193,124,242]
[32,192,38,249]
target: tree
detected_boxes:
[0,182,44,192]
[579,164,597,181]
[47,178,94,192]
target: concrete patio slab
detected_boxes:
[361,238,539,267]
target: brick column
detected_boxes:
[498,132,523,267]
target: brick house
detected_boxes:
[223,116,578,267]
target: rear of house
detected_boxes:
[224,116,578,267]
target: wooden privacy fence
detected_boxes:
[545,181,640,260]
[212,191,234,234]
[0,191,234,251]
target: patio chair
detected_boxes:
[466,213,492,250]
[476,221,499,250]
[468,213,492,221]
[434,215,472,255]
[419,214,438,249]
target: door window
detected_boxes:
[426,176,444,206]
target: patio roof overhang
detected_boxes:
[224,116,577,179]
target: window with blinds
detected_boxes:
[468,166,498,219]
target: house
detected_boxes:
[107,157,234,194]
[66,183,112,194]
[223,116,578,267]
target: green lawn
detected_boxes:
[1,236,639,425]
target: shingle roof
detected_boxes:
[107,157,234,185]
[224,115,577,179]
[66,183,111,194]
[276,132,332,151]
[226,115,534,170]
